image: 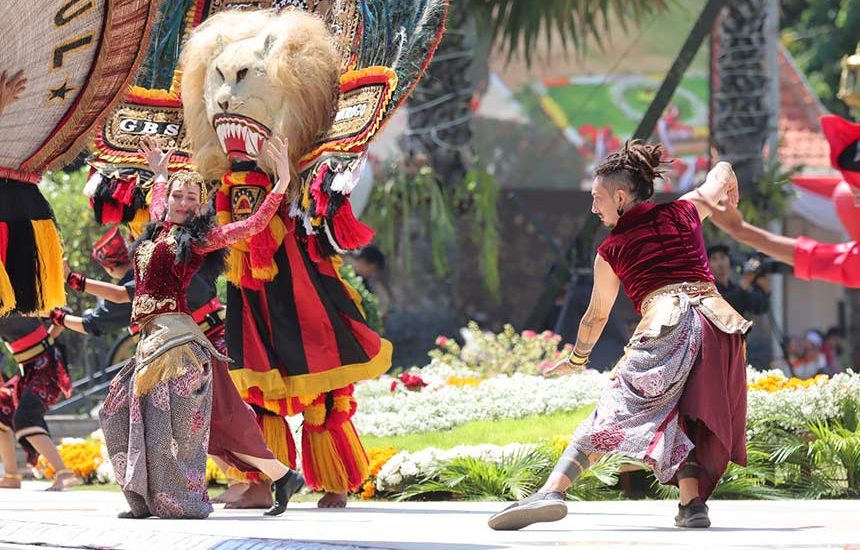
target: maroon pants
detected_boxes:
[675,312,748,499]
[207,332,275,473]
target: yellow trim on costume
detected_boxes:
[128,208,150,240]
[0,259,15,315]
[31,220,66,313]
[229,339,392,400]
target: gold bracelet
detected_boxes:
[567,353,589,367]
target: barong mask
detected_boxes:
[181,2,447,264]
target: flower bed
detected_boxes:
[354,362,606,437]
[354,369,860,501]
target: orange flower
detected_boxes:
[360,480,376,500]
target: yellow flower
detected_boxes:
[206,457,227,483]
[551,435,572,455]
[749,373,829,393]
[447,376,483,388]
[38,438,103,480]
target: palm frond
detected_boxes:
[397,447,552,501]
[462,0,671,65]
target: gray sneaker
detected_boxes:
[487,491,567,531]
[674,497,711,528]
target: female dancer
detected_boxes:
[96,136,301,519]
[489,142,749,530]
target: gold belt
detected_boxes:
[640,281,719,311]
[9,338,54,364]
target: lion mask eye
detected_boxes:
[236,68,248,83]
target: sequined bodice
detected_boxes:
[131,225,204,324]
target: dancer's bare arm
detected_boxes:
[709,202,796,266]
[681,161,739,220]
[545,255,620,376]
[79,279,132,303]
[63,261,131,303]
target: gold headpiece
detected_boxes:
[167,170,208,203]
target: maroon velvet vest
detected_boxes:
[131,224,204,324]
[597,200,715,313]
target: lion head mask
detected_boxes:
[180,9,340,191]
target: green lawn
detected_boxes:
[542,75,709,138]
[360,407,595,452]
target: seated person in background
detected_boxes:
[353,245,391,320]
[792,331,827,380]
[822,327,847,376]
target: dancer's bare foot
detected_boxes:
[317,492,347,508]
[224,481,273,509]
[45,469,80,491]
[0,474,21,489]
[212,482,250,504]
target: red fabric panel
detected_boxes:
[282,232,341,372]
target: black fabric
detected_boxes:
[13,389,48,434]
[295,246,369,366]
[12,389,48,467]
[4,220,40,312]
[187,270,218,311]
[262,267,309,375]
[0,316,43,341]
[0,180,54,221]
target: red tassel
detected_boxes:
[310,164,330,217]
[306,235,323,263]
[331,202,374,250]
[101,202,123,224]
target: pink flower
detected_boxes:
[522,330,537,338]
[435,336,450,347]
[540,330,554,339]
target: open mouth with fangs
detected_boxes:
[213,114,271,162]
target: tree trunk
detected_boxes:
[402,2,477,188]
[712,0,773,189]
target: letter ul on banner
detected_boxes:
[0,0,160,180]
[0,0,159,315]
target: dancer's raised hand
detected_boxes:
[139,135,175,180]
[0,70,27,115]
[706,161,739,207]
[265,136,292,195]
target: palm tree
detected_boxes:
[711,0,775,192]
[404,0,671,187]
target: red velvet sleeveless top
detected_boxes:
[597,199,714,312]
[131,224,204,324]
